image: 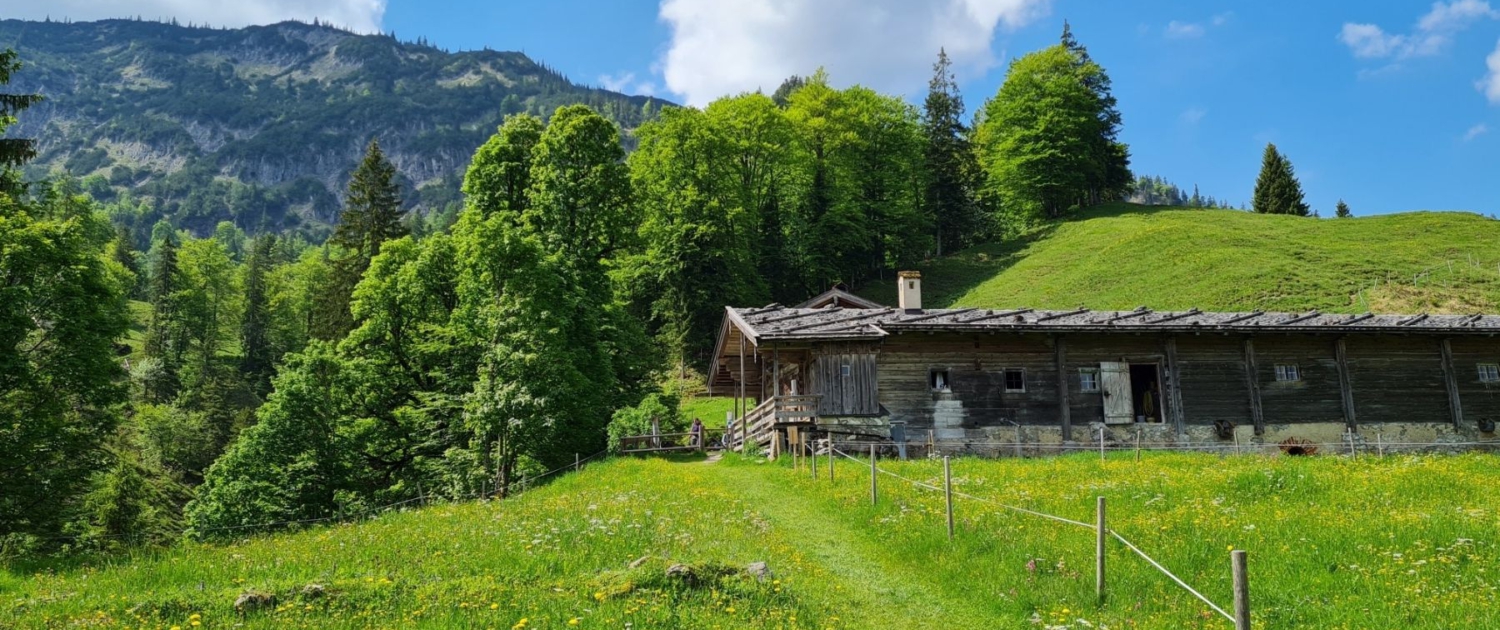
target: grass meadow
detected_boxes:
[859,203,1500,315]
[4,451,1500,628]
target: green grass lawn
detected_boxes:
[681,396,736,426]
[6,451,1500,628]
[859,204,1500,314]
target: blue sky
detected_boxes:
[16,0,1500,216]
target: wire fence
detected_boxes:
[35,449,610,544]
[827,445,1246,627]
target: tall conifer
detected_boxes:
[313,139,407,340]
[922,49,981,256]
[1251,144,1310,216]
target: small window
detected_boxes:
[930,368,951,392]
[1078,368,1100,393]
[908,280,916,289]
[841,364,851,377]
[1479,364,1500,383]
[1274,364,1301,382]
[1003,368,1026,393]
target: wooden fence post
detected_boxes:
[1096,496,1107,601]
[1099,427,1105,462]
[870,444,878,506]
[828,439,835,483]
[811,438,818,479]
[574,453,580,472]
[943,456,955,540]
[1232,549,1250,630]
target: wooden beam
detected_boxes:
[1055,335,1071,441]
[1242,337,1265,435]
[1438,338,1464,429]
[739,336,747,450]
[1334,337,1356,429]
[1164,335,1186,436]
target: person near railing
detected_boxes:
[689,417,704,449]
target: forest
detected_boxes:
[1,22,1311,555]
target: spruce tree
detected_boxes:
[1251,144,1310,216]
[142,234,181,402]
[1060,21,1131,204]
[1335,199,1352,218]
[314,139,407,340]
[240,234,275,394]
[922,49,981,256]
[111,224,141,297]
[0,49,42,193]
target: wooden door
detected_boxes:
[1101,362,1134,425]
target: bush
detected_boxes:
[606,392,685,452]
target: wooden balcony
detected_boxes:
[726,394,820,454]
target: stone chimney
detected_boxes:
[897,270,922,312]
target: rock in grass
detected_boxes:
[628,556,651,569]
[234,590,276,612]
[300,584,326,599]
[665,564,694,581]
[745,561,773,581]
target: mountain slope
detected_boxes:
[2,18,665,235]
[860,204,1500,314]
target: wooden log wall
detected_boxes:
[1436,338,1500,429]
[871,330,1500,434]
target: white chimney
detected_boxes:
[898,270,922,311]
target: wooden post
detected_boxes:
[1335,337,1357,430]
[1135,430,1141,462]
[1164,336,1186,436]
[870,444,878,506]
[1015,424,1023,459]
[943,456,955,539]
[1242,337,1265,435]
[828,439,835,483]
[928,429,935,458]
[574,453,580,472]
[1099,427,1105,462]
[811,437,818,479]
[1438,338,1464,429]
[1377,431,1384,456]
[1096,496,1107,601]
[1055,335,1073,441]
[1232,550,1251,630]
[739,337,747,450]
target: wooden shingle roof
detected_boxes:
[723,305,1500,345]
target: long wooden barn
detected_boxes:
[710,272,1500,453]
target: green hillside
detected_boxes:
[6,453,1500,628]
[860,204,1500,314]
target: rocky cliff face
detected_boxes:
[3,18,664,236]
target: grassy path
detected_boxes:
[706,460,1000,628]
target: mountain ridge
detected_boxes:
[2,18,667,237]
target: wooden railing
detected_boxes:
[726,395,821,453]
[618,428,727,454]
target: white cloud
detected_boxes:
[1479,38,1500,102]
[1211,12,1232,27]
[1180,107,1206,125]
[657,0,1053,107]
[599,71,658,97]
[1463,122,1490,140]
[1,0,386,33]
[1339,0,1497,60]
[1164,20,1204,39]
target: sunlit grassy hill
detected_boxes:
[860,204,1500,314]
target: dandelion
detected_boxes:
[569,618,581,626]
[491,603,500,610]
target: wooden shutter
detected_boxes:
[1101,362,1134,425]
